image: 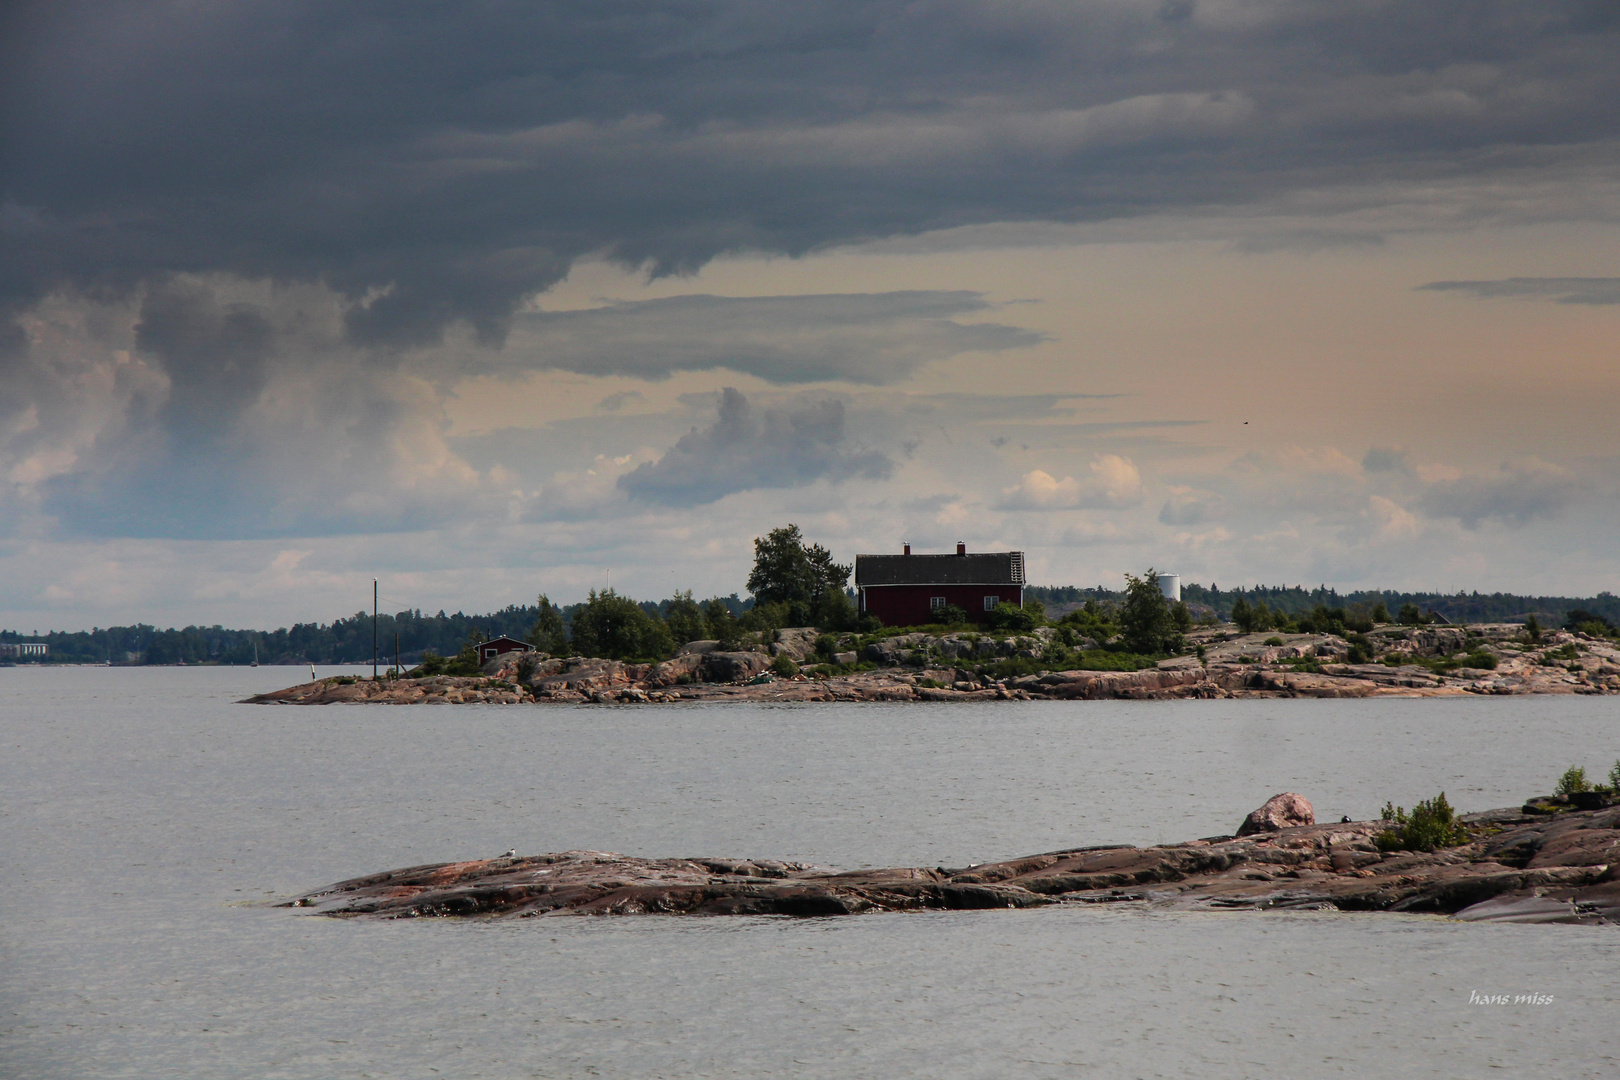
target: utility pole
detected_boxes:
[395,630,400,680]
[373,579,379,681]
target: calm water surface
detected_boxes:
[3,666,1618,1078]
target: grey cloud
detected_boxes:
[507,292,1042,384]
[5,1,1619,350]
[1362,447,1412,474]
[1418,278,1620,305]
[618,387,890,506]
[1159,489,1224,525]
[596,390,645,412]
[1418,462,1576,528]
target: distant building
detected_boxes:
[0,643,47,658]
[854,543,1026,627]
[475,636,534,663]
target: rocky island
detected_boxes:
[245,621,1620,705]
[285,793,1620,925]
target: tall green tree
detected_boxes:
[569,589,674,661]
[664,590,706,647]
[528,594,569,655]
[746,524,852,623]
[1119,568,1183,655]
[703,597,740,642]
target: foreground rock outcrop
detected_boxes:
[285,801,1620,925]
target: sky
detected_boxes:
[2,0,1618,631]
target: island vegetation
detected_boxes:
[7,523,1620,666]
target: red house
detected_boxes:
[476,636,534,663]
[854,543,1026,627]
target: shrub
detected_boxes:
[515,654,538,682]
[1346,643,1370,664]
[1524,613,1542,643]
[935,604,970,626]
[1564,608,1616,635]
[1263,636,1285,647]
[1397,602,1424,626]
[1555,766,1591,796]
[770,654,800,677]
[1463,650,1497,670]
[986,601,1038,632]
[1375,793,1469,852]
[1370,601,1391,624]
[1609,760,1620,795]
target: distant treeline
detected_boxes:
[5,584,1616,665]
[1027,584,1620,627]
[0,595,755,665]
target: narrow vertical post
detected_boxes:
[373,579,379,681]
[395,631,400,680]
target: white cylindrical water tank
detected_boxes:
[1157,574,1181,602]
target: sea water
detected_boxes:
[2,666,1617,1078]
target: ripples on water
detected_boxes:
[2,667,1617,1077]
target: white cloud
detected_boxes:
[998,455,1143,510]
[1367,495,1421,541]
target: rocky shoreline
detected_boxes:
[244,622,1620,705]
[285,795,1620,925]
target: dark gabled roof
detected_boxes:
[854,551,1026,587]
[477,636,533,651]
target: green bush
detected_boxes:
[1375,792,1469,852]
[1346,643,1370,664]
[986,601,1038,632]
[1263,636,1285,647]
[770,653,800,677]
[1609,760,1620,795]
[1555,766,1591,796]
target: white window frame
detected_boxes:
[984,595,999,611]
[930,596,947,611]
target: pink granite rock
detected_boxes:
[1236,792,1315,836]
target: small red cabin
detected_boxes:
[476,636,534,663]
[854,543,1026,627]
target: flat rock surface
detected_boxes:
[287,805,1620,924]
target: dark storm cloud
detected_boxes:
[511,292,1042,383]
[4,0,1619,352]
[1418,278,1620,304]
[618,387,890,505]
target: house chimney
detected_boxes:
[956,541,966,556]
[903,542,910,555]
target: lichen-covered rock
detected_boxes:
[702,651,771,683]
